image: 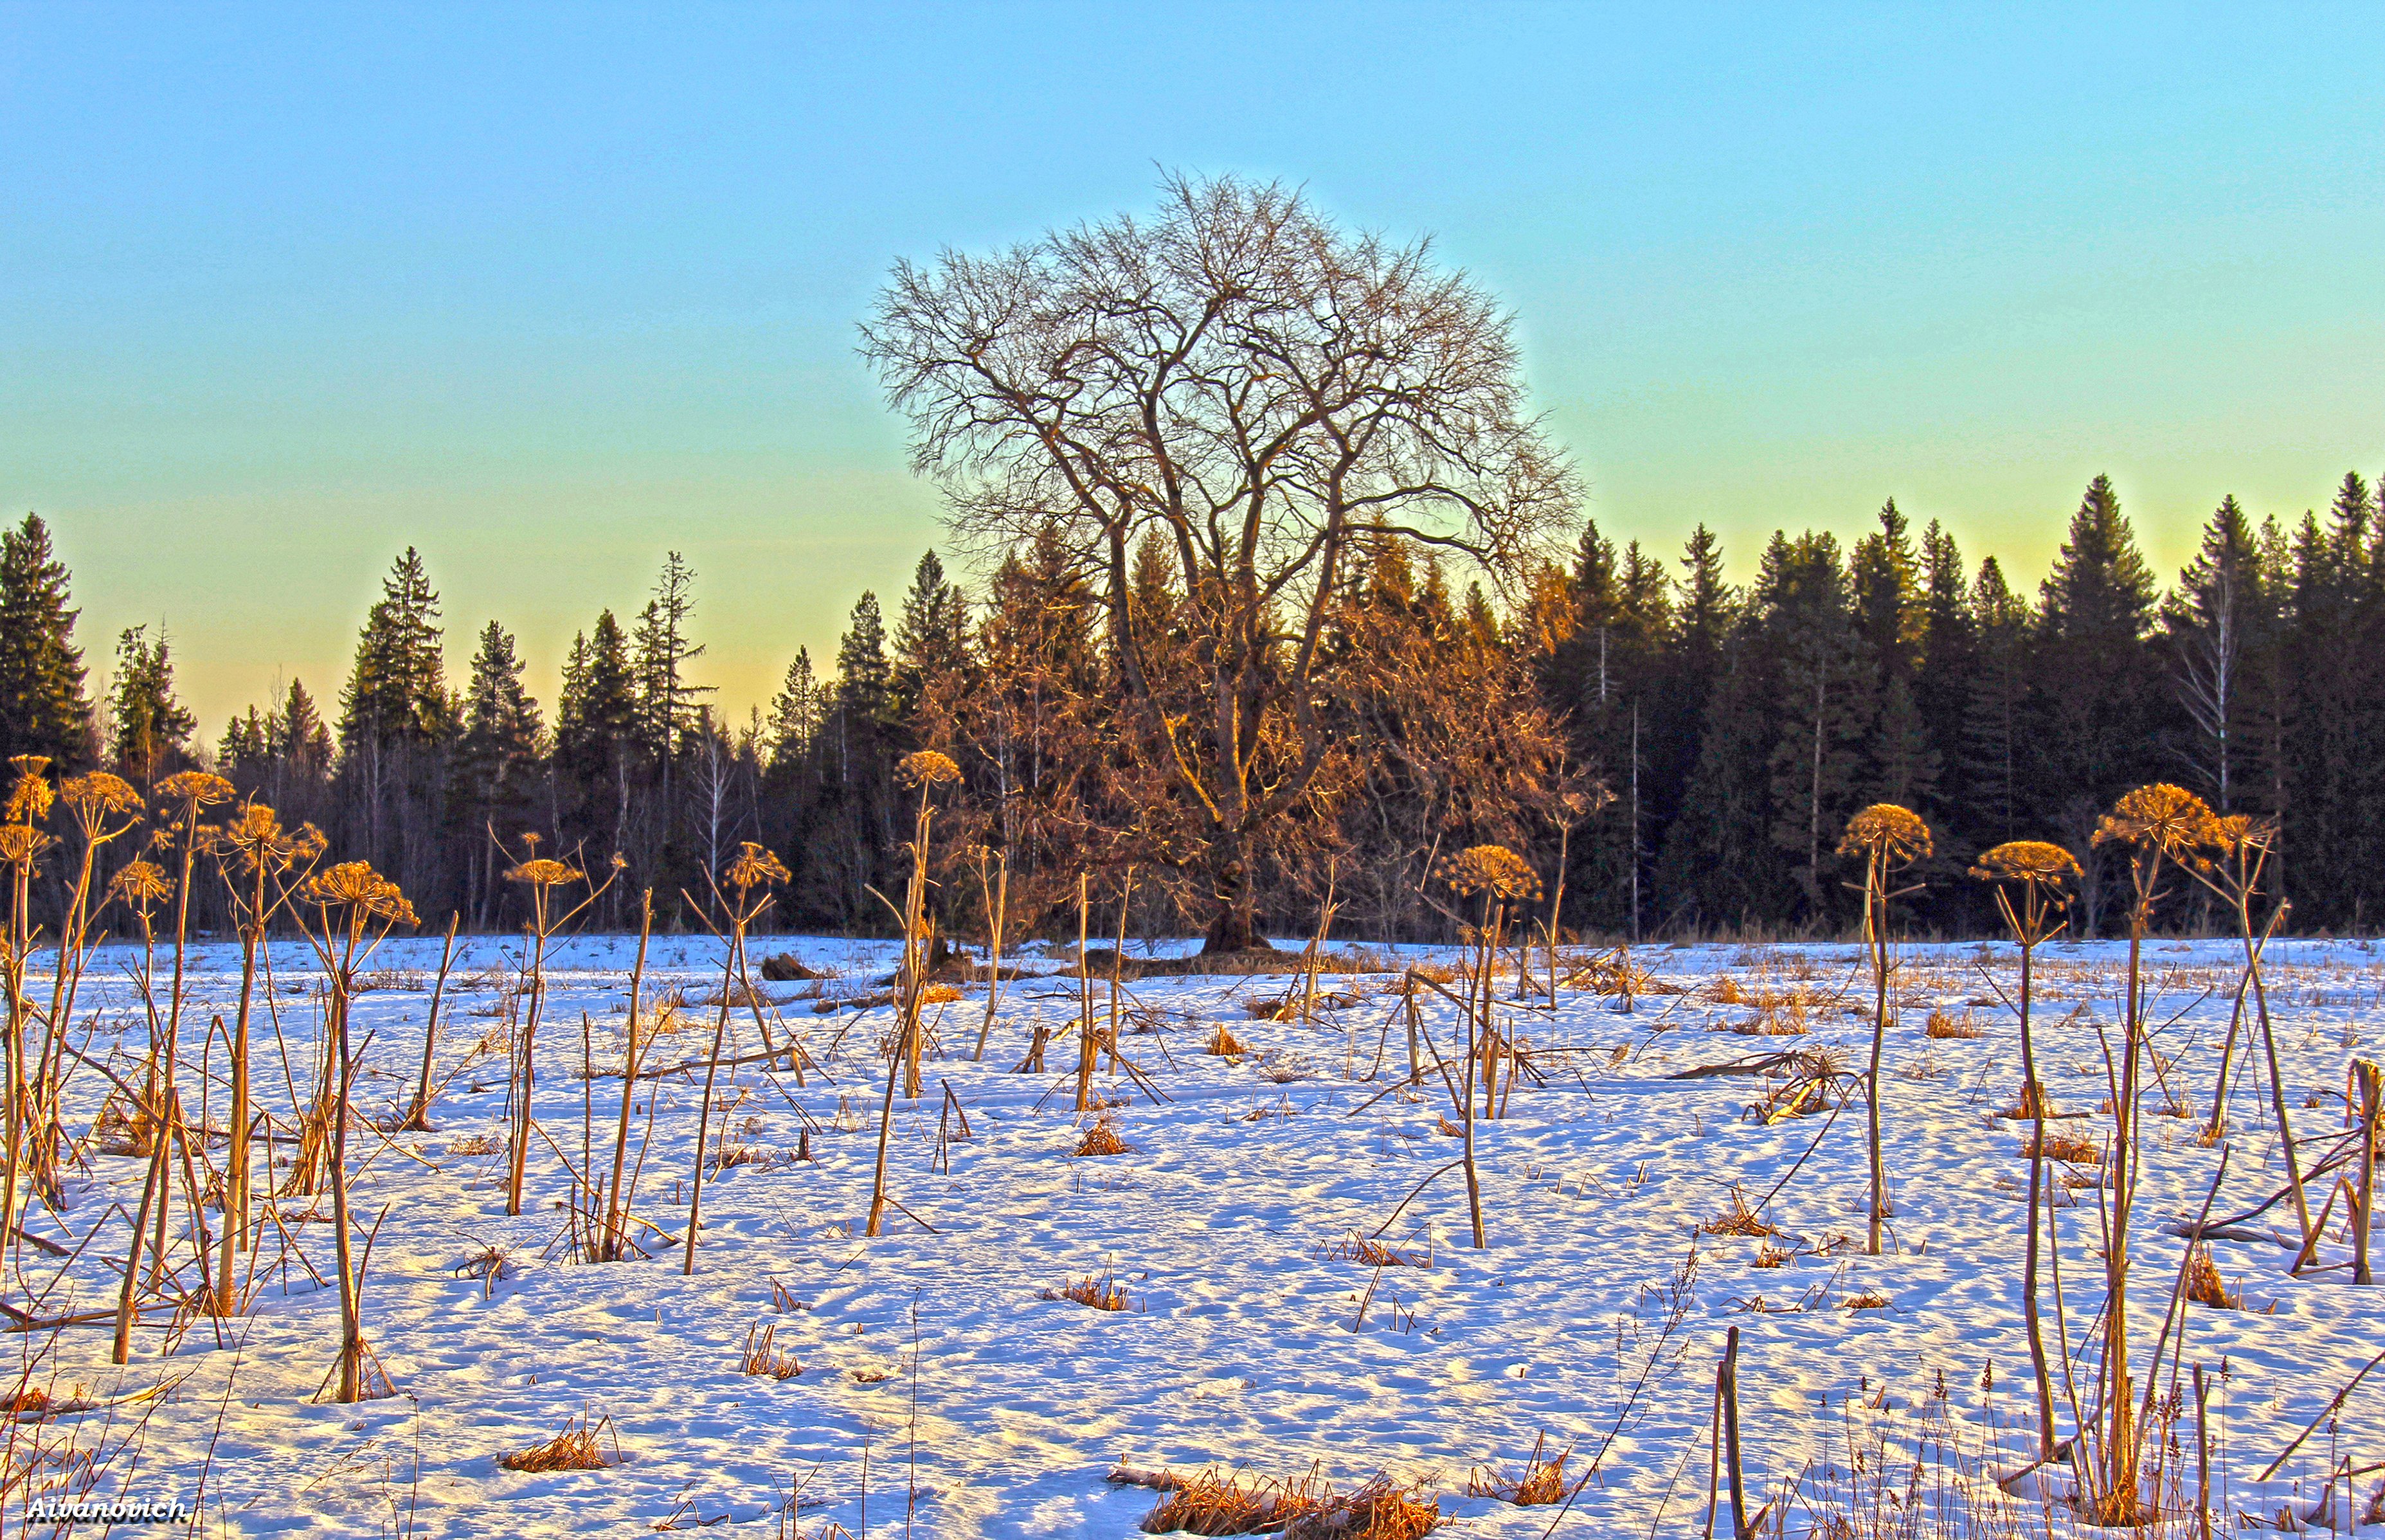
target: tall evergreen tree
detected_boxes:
[892,550,969,723]
[555,610,641,881]
[453,620,546,922]
[107,626,195,790]
[2027,475,2163,929]
[2163,495,2267,812]
[0,514,94,771]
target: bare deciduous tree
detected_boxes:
[863,173,1573,951]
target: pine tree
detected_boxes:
[107,626,195,790]
[0,514,94,770]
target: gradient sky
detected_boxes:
[4,3,2380,734]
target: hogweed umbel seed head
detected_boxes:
[4,757,54,826]
[1970,841,2082,889]
[724,841,790,893]
[109,859,170,907]
[2092,783,2218,859]
[1434,844,1542,902]
[302,861,419,926]
[61,771,143,821]
[152,771,235,811]
[505,857,584,890]
[897,750,962,789]
[213,802,323,874]
[1837,803,1932,866]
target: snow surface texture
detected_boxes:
[13,932,2385,1536]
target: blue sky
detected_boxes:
[4,2,2379,730]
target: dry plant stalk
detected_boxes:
[970,845,1008,1061]
[2081,782,2219,1521]
[1972,836,2079,1462]
[1074,1115,1131,1157]
[498,1410,620,1473]
[502,841,615,1217]
[1837,802,1931,1257]
[1466,1433,1585,1506]
[687,844,787,1272]
[292,858,418,1402]
[868,752,957,1238]
[598,890,653,1263]
[741,1323,803,1380]
[1434,844,1540,1249]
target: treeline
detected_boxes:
[1,466,2380,939]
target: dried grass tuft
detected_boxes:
[1205,1024,1249,1057]
[1700,1185,1781,1239]
[1923,1007,1985,1039]
[447,1133,502,1158]
[1842,1288,1891,1311]
[1138,1467,1321,1534]
[741,1323,804,1379]
[1041,1273,1137,1312]
[2026,1131,2103,1165]
[498,1410,620,1473]
[1075,1116,1133,1157]
[1466,1434,1585,1507]
[2183,1245,2240,1310]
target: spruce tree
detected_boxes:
[892,550,969,722]
[1849,501,1936,814]
[107,626,195,790]
[455,620,546,920]
[0,514,94,770]
[2027,475,2164,926]
[339,548,448,753]
[632,551,709,763]
[555,610,640,868]
[767,649,821,767]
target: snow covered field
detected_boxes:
[13,931,2385,1536]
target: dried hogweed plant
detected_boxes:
[499,837,616,1218]
[292,859,417,1402]
[1970,837,2080,1462]
[1837,803,1930,1257]
[869,753,959,1238]
[2082,782,2217,1523]
[1435,843,1541,1249]
[205,800,324,1314]
[684,841,788,1274]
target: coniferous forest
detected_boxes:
[4,465,2382,944]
